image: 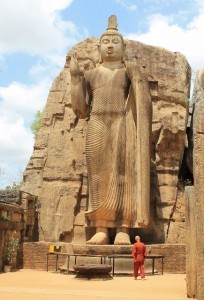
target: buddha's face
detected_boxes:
[100,34,124,62]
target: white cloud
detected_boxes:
[0,116,33,188]
[40,0,73,12]
[0,0,80,188]
[0,0,81,59]
[0,81,50,122]
[0,117,33,162]
[125,12,204,72]
[0,162,25,188]
[0,80,51,188]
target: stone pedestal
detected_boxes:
[22,242,186,274]
[72,244,154,275]
[72,244,131,255]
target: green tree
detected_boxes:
[5,182,22,191]
[31,109,43,137]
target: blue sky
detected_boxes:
[0,0,204,188]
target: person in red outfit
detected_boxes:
[132,235,147,280]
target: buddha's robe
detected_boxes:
[82,64,151,228]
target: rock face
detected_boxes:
[186,70,204,299]
[21,38,190,243]
[185,186,196,298]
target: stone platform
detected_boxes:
[23,242,186,274]
[71,244,156,276]
[70,243,186,274]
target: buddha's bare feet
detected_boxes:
[114,228,131,245]
[86,228,109,245]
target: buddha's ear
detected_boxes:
[121,41,126,63]
[97,43,103,64]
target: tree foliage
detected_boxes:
[5,182,22,191]
[31,109,43,137]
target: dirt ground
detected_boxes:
[0,269,195,300]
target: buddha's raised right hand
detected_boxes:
[70,52,81,77]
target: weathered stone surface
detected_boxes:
[190,70,204,300]
[21,36,190,242]
[165,188,186,244]
[185,186,197,298]
[72,225,86,244]
[39,182,81,241]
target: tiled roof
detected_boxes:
[0,189,20,204]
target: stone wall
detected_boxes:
[0,202,25,271]
[23,242,74,271]
[0,191,37,271]
[23,242,186,274]
[21,37,190,244]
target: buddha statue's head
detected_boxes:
[99,15,126,63]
